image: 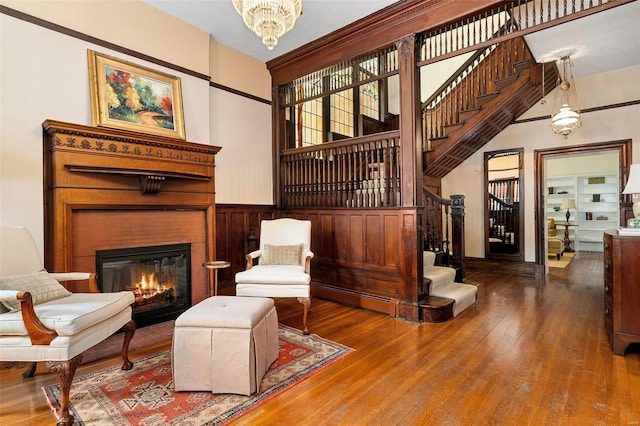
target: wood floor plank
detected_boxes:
[1,251,638,425]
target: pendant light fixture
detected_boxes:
[233,0,303,50]
[550,55,581,139]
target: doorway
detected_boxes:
[534,140,633,269]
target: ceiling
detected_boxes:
[142,0,399,63]
[142,0,640,77]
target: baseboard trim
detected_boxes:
[465,257,543,277]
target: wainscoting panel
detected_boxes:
[214,206,420,321]
[215,205,275,294]
[282,207,420,321]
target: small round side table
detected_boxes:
[202,260,230,297]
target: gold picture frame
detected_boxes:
[87,50,185,140]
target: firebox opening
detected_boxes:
[96,243,191,327]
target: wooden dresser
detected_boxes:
[603,230,640,355]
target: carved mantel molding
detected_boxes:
[42,120,221,279]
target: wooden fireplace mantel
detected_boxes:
[42,120,221,290]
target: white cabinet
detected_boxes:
[546,173,619,252]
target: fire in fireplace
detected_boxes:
[96,243,191,327]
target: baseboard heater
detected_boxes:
[311,282,398,316]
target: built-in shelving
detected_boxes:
[545,173,619,252]
[576,173,619,251]
[546,176,578,250]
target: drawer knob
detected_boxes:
[604,285,609,292]
[605,264,609,270]
[604,308,609,315]
[604,243,609,249]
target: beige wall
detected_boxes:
[0,1,273,256]
[442,65,640,262]
[0,0,210,76]
[210,41,271,100]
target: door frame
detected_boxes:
[534,140,633,267]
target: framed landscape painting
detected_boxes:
[87,50,185,139]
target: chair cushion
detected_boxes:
[175,296,274,329]
[0,291,134,336]
[235,265,310,285]
[261,244,303,266]
[0,271,71,313]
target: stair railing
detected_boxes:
[488,194,519,247]
[423,187,465,281]
[421,36,533,148]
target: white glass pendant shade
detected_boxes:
[551,104,581,139]
[233,0,303,50]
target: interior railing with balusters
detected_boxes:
[421,36,534,148]
[280,131,401,208]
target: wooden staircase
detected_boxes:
[422,37,559,179]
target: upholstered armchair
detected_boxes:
[235,218,313,334]
[0,225,136,426]
[547,218,565,260]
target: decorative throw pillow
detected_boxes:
[261,244,303,266]
[0,270,72,312]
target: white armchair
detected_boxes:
[0,225,136,426]
[235,218,314,334]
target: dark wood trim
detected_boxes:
[210,82,271,105]
[267,0,501,85]
[465,257,543,277]
[534,140,633,267]
[513,100,640,124]
[0,5,210,82]
[267,0,633,85]
[484,148,525,262]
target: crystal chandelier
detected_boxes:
[550,55,581,139]
[232,0,303,50]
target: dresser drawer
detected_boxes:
[604,276,613,299]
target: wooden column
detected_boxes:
[396,34,422,208]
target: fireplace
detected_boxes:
[96,243,191,327]
[42,120,221,309]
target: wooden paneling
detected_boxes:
[282,207,420,321]
[214,204,275,294]
[213,206,419,320]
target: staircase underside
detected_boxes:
[424,62,558,179]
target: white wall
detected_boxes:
[442,65,640,261]
[0,6,272,257]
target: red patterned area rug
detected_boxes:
[43,326,353,425]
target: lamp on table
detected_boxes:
[622,163,640,228]
[561,198,576,223]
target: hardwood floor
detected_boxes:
[1,251,638,425]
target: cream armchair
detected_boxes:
[235,218,313,334]
[0,225,136,426]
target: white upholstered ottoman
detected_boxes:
[172,296,279,395]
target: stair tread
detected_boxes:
[419,295,455,308]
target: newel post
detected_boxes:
[450,194,465,282]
